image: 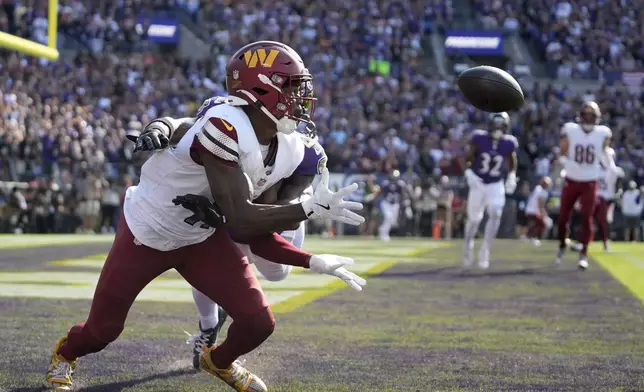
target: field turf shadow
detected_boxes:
[8,369,198,392]
[378,265,578,280]
[79,368,198,392]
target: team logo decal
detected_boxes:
[232,70,239,80]
[243,49,279,68]
[220,119,234,132]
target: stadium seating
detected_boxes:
[473,0,643,79]
[0,0,642,234]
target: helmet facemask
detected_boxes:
[580,108,599,132]
[489,113,509,139]
[273,73,316,134]
[244,72,316,135]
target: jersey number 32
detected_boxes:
[479,153,503,177]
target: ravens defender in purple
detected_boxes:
[463,112,518,268]
[378,169,406,241]
[130,108,328,368]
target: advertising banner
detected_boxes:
[444,30,504,55]
[137,17,179,44]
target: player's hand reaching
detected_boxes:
[126,120,172,153]
[302,168,364,225]
[172,194,228,229]
[505,172,517,194]
[309,254,366,291]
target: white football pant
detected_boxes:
[191,221,305,329]
[463,181,505,266]
[378,200,400,240]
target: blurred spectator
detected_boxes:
[0,0,642,237]
[474,0,644,79]
[621,181,643,241]
[416,180,440,237]
[99,180,121,233]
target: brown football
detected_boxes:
[457,66,524,112]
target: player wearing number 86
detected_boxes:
[556,101,619,269]
[463,112,518,269]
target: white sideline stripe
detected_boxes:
[0,284,300,304]
[0,271,337,290]
[53,258,411,274]
[618,253,644,269]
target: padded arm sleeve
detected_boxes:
[196,117,240,164]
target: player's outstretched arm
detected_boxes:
[127,117,196,152]
[251,175,315,231]
[600,138,621,174]
[557,129,582,171]
[505,151,518,194]
[245,233,366,291]
[277,175,315,204]
[199,150,363,239]
[200,151,309,237]
[464,140,482,188]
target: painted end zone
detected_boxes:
[0,234,115,249]
[592,242,644,303]
[272,247,430,314]
[0,238,441,312]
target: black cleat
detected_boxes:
[186,308,229,369]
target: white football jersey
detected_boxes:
[561,122,611,182]
[598,164,622,200]
[525,185,549,215]
[123,99,305,251]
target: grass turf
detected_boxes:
[0,238,642,391]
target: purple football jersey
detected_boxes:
[381,178,405,203]
[471,130,518,184]
[292,137,327,177]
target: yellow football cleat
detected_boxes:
[46,337,76,391]
[199,346,267,392]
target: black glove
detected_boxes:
[126,119,173,153]
[172,194,227,229]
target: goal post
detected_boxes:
[0,0,59,60]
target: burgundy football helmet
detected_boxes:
[578,101,601,132]
[225,41,316,134]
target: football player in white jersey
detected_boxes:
[133,109,328,369]
[47,41,365,392]
[524,177,552,246]
[569,147,625,253]
[593,148,624,252]
[555,101,620,269]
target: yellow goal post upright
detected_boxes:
[0,0,59,60]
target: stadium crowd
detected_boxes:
[0,0,642,238]
[474,0,644,79]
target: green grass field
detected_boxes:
[0,235,642,392]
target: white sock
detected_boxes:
[191,287,219,330]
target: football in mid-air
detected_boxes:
[457,66,524,112]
